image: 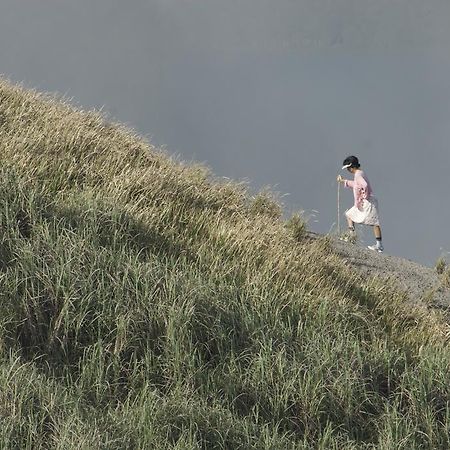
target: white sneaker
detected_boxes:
[368,244,384,253]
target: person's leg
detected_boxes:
[340,212,356,242]
[347,216,355,231]
[368,225,383,251]
[374,225,382,240]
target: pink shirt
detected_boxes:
[344,170,373,209]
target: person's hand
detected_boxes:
[337,175,344,183]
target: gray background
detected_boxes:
[1,0,450,266]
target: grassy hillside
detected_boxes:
[0,78,449,449]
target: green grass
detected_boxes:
[0,78,450,448]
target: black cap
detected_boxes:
[342,156,360,170]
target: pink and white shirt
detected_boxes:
[344,170,373,209]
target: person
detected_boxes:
[337,155,384,252]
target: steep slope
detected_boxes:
[330,235,450,311]
[0,78,449,449]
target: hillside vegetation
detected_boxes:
[0,78,449,449]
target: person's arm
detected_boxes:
[344,179,354,188]
[337,175,353,188]
[348,173,368,191]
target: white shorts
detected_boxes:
[345,197,380,226]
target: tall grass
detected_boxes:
[0,77,450,448]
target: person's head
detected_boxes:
[342,155,360,173]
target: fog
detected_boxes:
[1,0,450,265]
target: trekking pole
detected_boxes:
[337,178,341,235]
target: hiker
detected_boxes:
[337,156,384,252]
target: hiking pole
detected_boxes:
[337,177,341,235]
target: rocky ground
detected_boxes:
[329,234,450,316]
[311,233,450,319]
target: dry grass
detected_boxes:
[0,77,450,449]
[436,257,447,275]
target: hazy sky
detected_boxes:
[1,0,450,265]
